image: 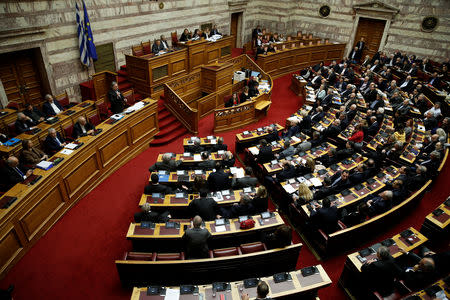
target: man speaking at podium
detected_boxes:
[108,81,127,114]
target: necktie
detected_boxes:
[15,167,25,178]
[55,136,61,146]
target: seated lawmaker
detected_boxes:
[188,191,220,221]
[20,139,48,166]
[44,128,66,154]
[240,86,251,103]
[14,112,35,134]
[221,195,254,218]
[361,246,402,297]
[225,92,240,108]
[241,281,270,300]
[144,173,173,194]
[42,94,64,117]
[257,139,274,164]
[148,153,181,172]
[309,197,339,234]
[213,137,227,152]
[182,215,211,259]
[197,152,215,170]
[0,156,33,191]
[398,248,437,290]
[231,167,258,189]
[134,202,170,223]
[186,138,204,153]
[160,35,170,50]
[108,81,127,114]
[179,28,191,42]
[72,116,95,139]
[366,190,393,216]
[348,123,364,143]
[207,163,231,191]
[23,103,45,124]
[151,39,165,54]
[261,225,292,249]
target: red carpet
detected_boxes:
[1,73,449,300]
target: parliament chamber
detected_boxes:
[0,1,450,300]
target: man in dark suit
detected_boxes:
[44,128,66,154]
[366,191,393,216]
[108,81,127,114]
[399,75,414,93]
[188,191,220,221]
[213,137,227,152]
[23,103,45,124]
[428,72,441,88]
[329,169,351,192]
[319,148,339,167]
[367,116,379,136]
[361,246,402,297]
[182,216,211,259]
[0,156,33,191]
[349,163,366,184]
[160,35,170,50]
[423,112,438,131]
[144,173,173,194]
[221,195,254,218]
[152,39,165,54]
[252,25,262,40]
[322,120,341,139]
[72,116,95,139]
[399,250,437,290]
[148,153,181,172]
[257,139,274,164]
[207,163,231,191]
[364,84,378,104]
[335,76,347,92]
[348,46,361,64]
[310,106,325,124]
[197,152,216,170]
[326,69,337,86]
[134,203,170,223]
[232,167,258,189]
[313,176,334,200]
[265,126,279,143]
[14,112,35,134]
[320,88,334,108]
[42,94,64,117]
[310,198,339,234]
[187,139,204,153]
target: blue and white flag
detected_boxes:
[83,0,98,61]
[76,2,89,66]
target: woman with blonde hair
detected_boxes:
[252,185,268,213]
[295,183,313,206]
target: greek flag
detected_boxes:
[76,2,89,66]
[83,0,98,61]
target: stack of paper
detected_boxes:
[60,149,74,155]
[36,161,53,170]
[249,147,259,155]
[65,143,78,150]
[283,184,296,194]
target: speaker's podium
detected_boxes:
[201,62,233,94]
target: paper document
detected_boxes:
[60,149,74,155]
[65,143,78,150]
[194,154,202,161]
[249,147,259,155]
[215,225,227,232]
[310,177,322,187]
[164,288,180,300]
[283,184,296,194]
[36,161,52,170]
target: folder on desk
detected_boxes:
[141,222,155,229]
[381,238,395,247]
[301,266,318,277]
[432,208,444,216]
[147,285,165,295]
[243,278,259,288]
[273,272,291,283]
[358,248,373,257]
[180,285,198,295]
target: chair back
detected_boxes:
[142,41,151,55]
[212,247,241,258]
[6,102,19,110]
[171,31,178,44]
[122,89,135,105]
[126,252,153,261]
[240,242,267,254]
[154,252,185,261]
[7,122,16,136]
[63,124,74,140]
[132,45,144,56]
[55,91,70,108]
[88,113,101,126]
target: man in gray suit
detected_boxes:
[277,141,295,159]
[148,153,181,172]
[232,167,259,189]
[182,216,211,259]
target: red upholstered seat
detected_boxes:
[97,101,111,120]
[132,45,144,57]
[212,247,241,258]
[55,91,70,108]
[88,113,101,126]
[171,31,178,45]
[223,95,232,105]
[125,252,153,261]
[337,220,347,230]
[153,252,185,261]
[240,242,267,254]
[142,41,151,55]
[6,102,19,110]
[122,89,135,105]
[63,124,74,141]
[7,122,16,136]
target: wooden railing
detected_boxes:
[214,100,256,133]
[163,84,199,134]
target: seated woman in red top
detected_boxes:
[348,123,364,143]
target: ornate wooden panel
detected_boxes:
[99,130,130,168]
[63,154,100,197]
[130,113,158,144]
[19,184,65,241]
[0,227,22,274]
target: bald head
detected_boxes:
[193,215,203,228]
[6,156,19,167]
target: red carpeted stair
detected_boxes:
[150,100,189,146]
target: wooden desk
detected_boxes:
[149,167,243,184]
[366,115,395,151]
[257,43,346,79]
[130,265,331,300]
[127,212,284,251]
[0,101,95,157]
[235,123,284,152]
[339,227,427,299]
[0,99,159,279]
[156,151,230,164]
[290,74,307,99]
[0,108,20,135]
[183,136,220,149]
[405,278,450,299]
[400,119,426,164]
[247,135,309,159]
[178,36,233,72]
[420,198,450,241]
[116,243,302,287]
[125,48,189,99]
[312,108,338,132]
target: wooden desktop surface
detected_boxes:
[0,99,159,279]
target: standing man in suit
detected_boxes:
[44,128,66,154]
[108,81,127,114]
[14,112,35,134]
[189,191,220,221]
[257,139,274,164]
[356,37,365,54]
[0,156,33,191]
[207,163,231,191]
[42,94,64,117]
[72,116,95,139]
[134,203,170,223]
[348,46,360,64]
[309,197,339,234]
[182,215,211,259]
